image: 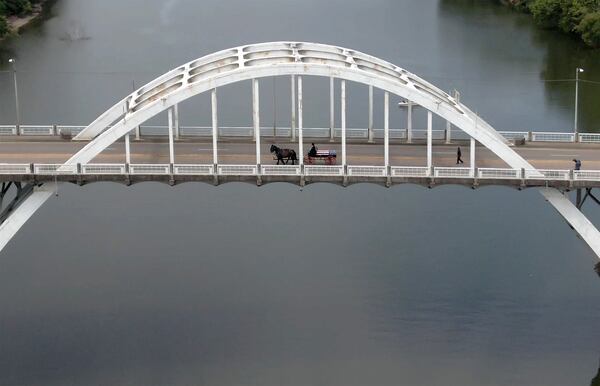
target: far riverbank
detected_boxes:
[0,0,52,42]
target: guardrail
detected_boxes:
[347,166,387,177]
[531,132,576,143]
[1,162,599,185]
[478,168,521,179]
[391,166,430,177]
[434,167,474,178]
[261,165,302,176]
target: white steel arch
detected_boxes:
[0,42,598,259]
[71,41,528,169]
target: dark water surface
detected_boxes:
[1,1,600,385]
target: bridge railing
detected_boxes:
[3,124,599,145]
[3,162,600,185]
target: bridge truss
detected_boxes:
[1,42,599,259]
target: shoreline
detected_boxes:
[1,0,49,41]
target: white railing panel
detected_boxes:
[578,133,600,143]
[20,125,54,136]
[57,126,85,136]
[304,128,331,138]
[531,132,575,142]
[391,166,430,177]
[0,164,31,174]
[525,169,570,180]
[34,164,78,175]
[411,129,445,140]
[434,167,474,178]
[129,164,170,175]
[0,125,17,135]
[174,164,214,175]
[219,127,254,137]
[574,170,600,181]
[499,131,529,141]
[478,168,521,179]
[347,166,387,177]
[218,165,257,175]
[82,164,126,175]
[304,165,344,176]
[180,126,212,136]
[261,165,301,176]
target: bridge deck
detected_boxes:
[0,138,598,170]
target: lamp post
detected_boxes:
[8,59,20,135]
[574,67,584,134]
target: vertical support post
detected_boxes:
[368,85,374,143]
[212,88,218,166]
[125,130,131,165]
[298,76,304,165]
[384,91,389,168]
[168,108,175,165]
[135,125,141,141]
[330,77,335,142]
[445,120,452,144]
[253,79,261,168]
[407,101,413,144]
[341,80,347,167]
[470,137,476,177]
[174,103,180,140]
[291,75,296,142]
[427,111,432,170]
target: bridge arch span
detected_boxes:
[1,42,599,261]
[70,42,530,170]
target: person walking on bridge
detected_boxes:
[456,147,464,164]
[573,159,582,170]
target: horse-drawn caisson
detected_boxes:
[270,144,337,165]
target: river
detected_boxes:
[0,1,599,385]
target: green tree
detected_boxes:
[530,0,564,27]
[0,15,8,36]
[577,11,600,47]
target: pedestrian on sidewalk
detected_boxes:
[457,147,464,164]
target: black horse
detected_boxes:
[270,145,298,165]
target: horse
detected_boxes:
[270,145,298,165]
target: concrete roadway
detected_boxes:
[0,138,599,170]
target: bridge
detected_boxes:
[1,42,600,259]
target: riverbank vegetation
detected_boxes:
[0,0,43,39]
[502,0,600,47]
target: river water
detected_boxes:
[1,1,600,385]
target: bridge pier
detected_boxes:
[341,80,347,168]
[368,85,374,143]
[253,79,261,169]
[427,111,432,170]
[168,108,175,164]
[407,100,413,144]
[298,76,304,165]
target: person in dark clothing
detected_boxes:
[573,159,582,170]
[457,147,464,164]
[308,143,317,157]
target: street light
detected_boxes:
[574,67,584,134]
[8,59,20,135]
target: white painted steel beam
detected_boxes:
[174,103,180,140]
[446,120,451,144]
[168,108,175,164]
[211,88,218,165]
[470,137,475,175]
[298,76,303,165]
[341,80,347,167]
[368,85,374,143]
[427,111,432,169]
[407,101,413,144]
[330,77,335,142]
[0,185,53,252]
[541,188,600,259]
[291,75,296,142]
[253,79,261,166]
[125,131,131,164]
[384,91,389,167]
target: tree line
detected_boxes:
[503,0,599,47]
[0,0,43,38]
